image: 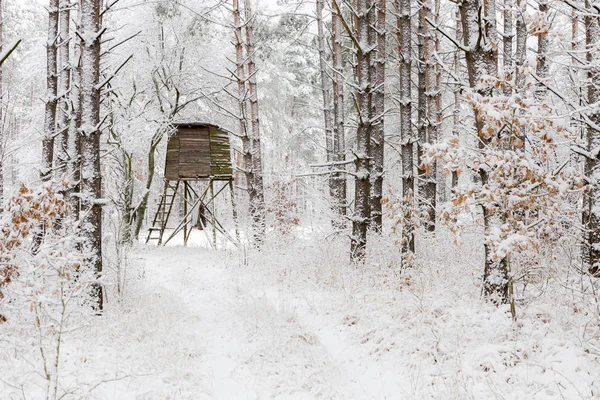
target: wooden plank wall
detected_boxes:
[164,125,233,180]
[210,128,233,178]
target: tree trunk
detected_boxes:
[79,0,103,311]
[350,0,376,260]
[133,130,162,239]
[582,2,600,276]
[56,0,71,177]
[316,0,336,226]
[484,0,499,74]
[370,0,386,233]
[42,0,59,182]
[0,0,3,207]
[68,34,82,218]
[452,7,461,190]
[535,0,548,100]
[397,0,415,259]
[503,0,513,95]
[331,0,347,227]
[459,0,509,302]
[426,0,439,230]
[515,0,526,93]
[232,0,251,213]
[243,0,266,242]
[417,0,436,231]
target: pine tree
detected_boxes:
[79,0,103,310]
[42,0,59,182]
[396,0,415,259]
[582,1,600,276]
[370,0,386,232]
[331,0,347,227]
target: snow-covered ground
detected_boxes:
[2,230,600,399]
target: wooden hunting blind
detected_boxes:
[165,123,233,180]
[146,123,239,247]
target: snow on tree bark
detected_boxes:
[331,0,347,227]
[397,0,415,258]
[417,0,437,232]
[55,0,71,177]
[534,0,549,100]
[42,0,59,182]
[582,2,600,276]
[459,0,509,302]
[515,0,526,94]
[452,7,462,190]
[0,0,3,207]
[370,0,386,233]
[350,0,376,260]
[243,0,266,242]
[316,0,337,227]
[79,0,103,310]
[503,0,513,96]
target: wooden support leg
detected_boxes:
[229,180,240,244]
[210,179,216,248]
[184,182,189,246]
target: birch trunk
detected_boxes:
[582,2,600,276]
[42,0,59,182]
[503,0,513,95]
[535,0,549,100]
[79,0,103,310]
[484,0,499,73]
[56,0,71,177]
[244,0,266,241]
[397,0,415,257]
[370,0,386,232]
[515,0,526,93]
[350,0,376,260]
[331,0,347,226]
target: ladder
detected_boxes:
[145,181,180,245]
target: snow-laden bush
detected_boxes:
[0,183,97,399]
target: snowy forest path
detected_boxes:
[113,246,369,399]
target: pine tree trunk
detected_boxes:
[417,0,436,231]
[56,0,71,177]
[582,2,600,276]
[452,7,461,190]
[460,0,509,302]
[350,0,376,260]
[316,0,336,226]
[426,0,438,231]
[243,0,266,242]
[232,0,252,234]
[397,0,415,258]
[0,0,3,207]
[370,0,386,233]
[68,34,82,219]
[331,0,347,227]
[42,0,59,182]
[79,0,103,311]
